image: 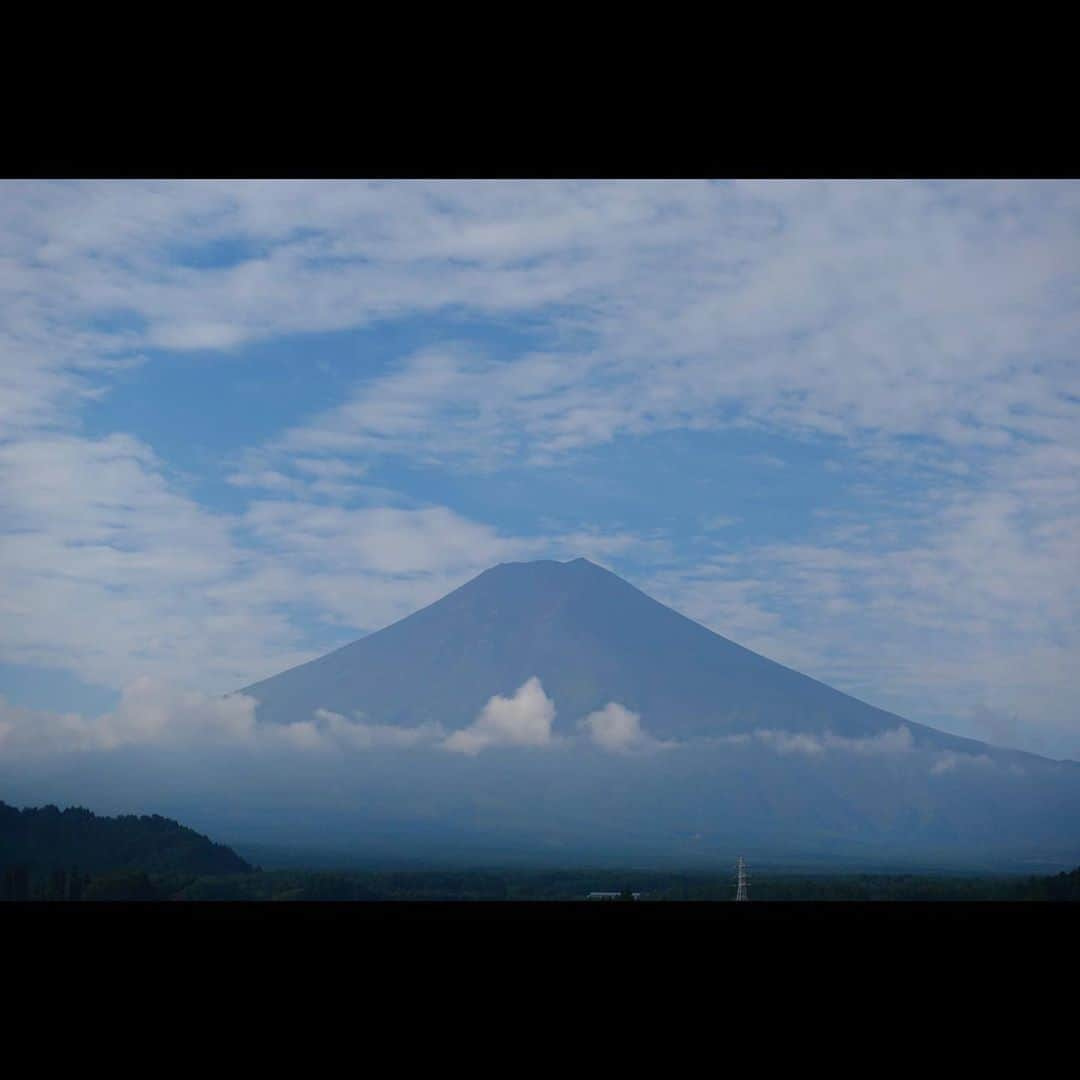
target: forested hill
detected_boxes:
[0,801,251,879]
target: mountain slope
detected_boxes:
[0,801,251,877]
[241,558,993,755]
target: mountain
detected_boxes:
[242,558,988,753]
[0,801,251,880]
[232,558,1079,867]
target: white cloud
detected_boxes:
[8,181,1078,462]
[313,708,444,750]
[443,677,557,755]
[644,437,1080,759]
[2,179,1078,758]
[0,679,260,755]
[0,433,315,690]
[0,425,657,691]
[243,501,523,577]
[0,680,446,758]
[0,681,1029,789]
[580,702,672,754]
[225,455,372,503]
[211,181,1080,473]
[704,724,1001,775]
[754,730,828,756]
[752,727,915,757]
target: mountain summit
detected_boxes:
[221,558,1080,865]
[242,558,978,753]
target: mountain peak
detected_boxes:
[475,556,612,588]
[488,556,601,571]
[240,555,977,752]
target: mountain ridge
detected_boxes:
[0,800,251,879]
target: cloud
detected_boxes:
[10,181,1076,465]
[930,750,996,776]
[0,681,924,765]
[0,433,315,691]
[752,726,915,757]
[753,730,827,756]
[0,426,658,691]
[0,680,446,758]
[739,725,1007,776]
[0,675,1015,798]
[707,724,1002,776]
[312,708,444,750]
[701,515,740,532]
[225,455,373,503]
[828,727,915,755]
[0,679,260,755]
[580,702,672,754]
[443,677,557,755]
[2,180,1079,759]
[211,181,1080,472]
[243,501,524,577]
[643,438,1080,759]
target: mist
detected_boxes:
[3,678,1078,871]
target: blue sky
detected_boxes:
[1,180,1078,758]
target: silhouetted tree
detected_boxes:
[2,864,30,901]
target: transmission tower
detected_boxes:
[735,856,749,902]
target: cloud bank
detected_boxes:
[1,675,986,783]
[751,726,915,757]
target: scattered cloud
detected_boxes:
[1,181,1078,760]
[0,679,1017,791]
[0,433,314,690]
[930,750,996,776]
[0,680,449,758]
[753,730,827,756]
[643,440,1080,758]
[701,515,740,532]
[9,181,1077,463]
[0,428,658,689]
[752,726,915,757]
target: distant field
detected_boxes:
[17,863,1069,902]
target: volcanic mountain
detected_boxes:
[218,559,1080,866]
[243,558,987,755]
